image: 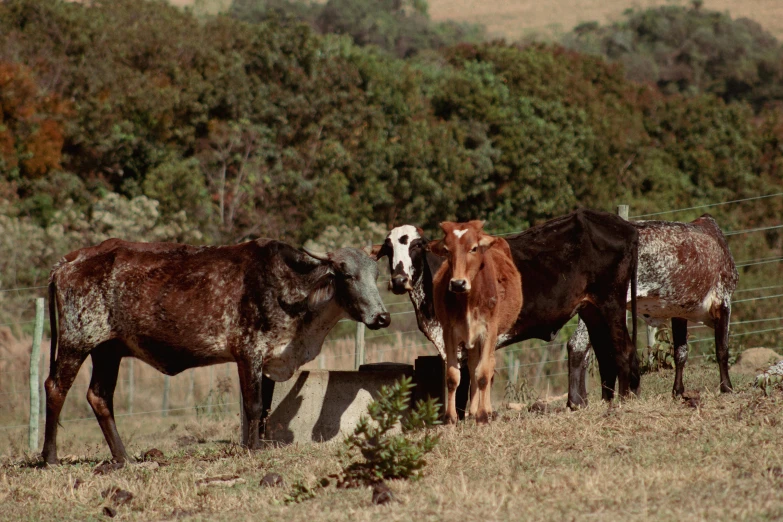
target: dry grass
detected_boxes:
[168,0,783,41]
[1,362,782,521]
[428,0,783,41]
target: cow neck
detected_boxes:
[272,299,346,377]
[409,251,445,356]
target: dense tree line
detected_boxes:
[0,0,780,341]
[562,2,783,112]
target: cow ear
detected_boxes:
[365,244,387,261]
[428,239,446,256]
[478,234,495,249]
[308,273,335,310]
[469,219,486,231]
[416,226,425,238]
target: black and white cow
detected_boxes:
[374,210,640,407]
[567,214,739,400]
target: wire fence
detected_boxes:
[0,196,780,454]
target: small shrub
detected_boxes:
[640,328,674,374]
[340,376,440,485]
[503,376,533,404]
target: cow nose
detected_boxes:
[369,312,391,330]
[390,276,409,294]
[449,279,468,293]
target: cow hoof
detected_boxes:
[42,454,59,466]
[671,388,684,398]
[475,412,490,425]
[720,384,733,394]
[444,415,459,426]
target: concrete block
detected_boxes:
[263,365,413,444]
[260,357,470,445]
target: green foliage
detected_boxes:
[640,328,675,374]
[562,4,783,111]
[755,371,783,396]
[340,376,440,485]
[283,479,320,505]
[0,1,780,349]
[230,0,485,58]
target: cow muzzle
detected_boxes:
[389,276,412,295]
[366,311,391,330]
[449,279,469,293]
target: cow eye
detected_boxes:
[470,245,478,253]
[443,246,449,253]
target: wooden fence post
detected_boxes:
[28,297,44,453]
[127,359,134,414]
[207,366,214,415]
[162,375,170,417]
[354,322,366,370]
[188,369,195,406]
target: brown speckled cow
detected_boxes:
[567,214,738,402]
[42,238,389,464]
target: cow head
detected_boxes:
[370,225,428,295]
[429,220,495,294]
[303,247,391,330]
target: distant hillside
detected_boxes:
[426,0,783,41]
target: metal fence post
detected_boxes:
[355,322,366,370]
[127,359,134,414]
[162,375,170,417]
[647,326,657,350]
[28,297,44,453]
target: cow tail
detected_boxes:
[48,280,58,378]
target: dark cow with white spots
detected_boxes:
[567,214,738,400]
[43,238,389,464]
[373,209,640,410]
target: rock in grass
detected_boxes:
[372,482,394,505]
[94,462,124,475]
[102,486,134,506]
[260,473,285,488]
[142,448,165,462]
[681,390,701,409]
[195,475,245,488]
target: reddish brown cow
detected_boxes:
[43,238,389,464]
[430,221,522,424]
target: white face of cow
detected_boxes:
[382,225,423,295]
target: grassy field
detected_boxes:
[1,361,782,521]
[427,0,783,41]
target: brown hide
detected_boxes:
[431,221,522,424]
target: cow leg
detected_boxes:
[567,320,591,409]
[42,346,89,465]
[86,343,129,462]
[475,331,497,425]
[237,359,264,449]
[611,315,639,399]
[670,317,689,397]
[444,332,461,425]
[579,308,617,402]
[713,303,733,393]
[466,346,480,418]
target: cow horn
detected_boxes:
[303,247,331,262]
